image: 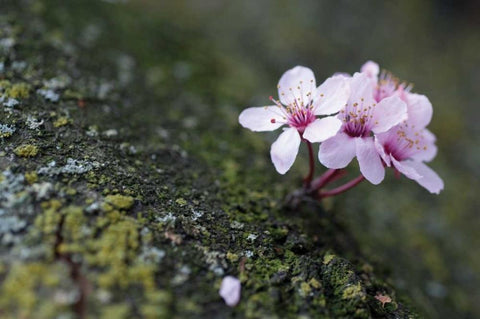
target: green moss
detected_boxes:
[104,194,135,210]
[14,144,39,157]
[321,256,369,318]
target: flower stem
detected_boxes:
[303,140,315,188]
[319,175,365,198]
[309,168,343,192]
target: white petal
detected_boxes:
[332,72,351,79]
[405,93,433,129]
[239,106,285,132]
[349,72,376,107]
[372,95,408,134]
[277,66,316,107]
[318,132,356,169]
[355,137,385,185]
[391,158,422,180]
[303,117,342,143]
[313,75,350,115]
[407,161,444,194]
[270,127,301,174]
[219,276,241,307]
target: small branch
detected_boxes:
[303,140,315,188]
[319,175,365,198]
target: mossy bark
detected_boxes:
[0,2,419,318]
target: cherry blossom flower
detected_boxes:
[359,60,443,193]
[375,93,444,193]
[361,60,412,103]
[239,66,350,174]
[219,276,241,307]
[318,72,408,184]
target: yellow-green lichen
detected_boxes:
[0,127,14,138]
[5,82,31,99]
[299,281,312,297]
[226,251,239,263]
[342,283,365,301]
[0,262,72,319]
[104,194,135,210]
[14,144,39,157]
[53,116,70,128]
[25,171,38,184]
[0,79,11,91]
[309,277,322,289]
[175,197,187,206]
[34,200,63,252]
[323,253,335,265]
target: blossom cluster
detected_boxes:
[239,61,443,195]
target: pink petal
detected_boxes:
[391,157,422,180]
[374,136,391,166]
[361,61,380,79]
[277,66,316,107]
[405,93,433,129]
[371,95,407,134]
[355,137,385,185]
[313,75,350,115]
[219,276,241,307]
[303,117,342,143]
[410,129,438,162]
[318,132,356,169]
[239,106,285,132]
[270,127,301,174]
[407,161,444,194]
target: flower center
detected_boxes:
[341,98,376,137]
[286,107,315,133]
[374,71,412,102]
[269,79,316,133]
[382,124,429,161]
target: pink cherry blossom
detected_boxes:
[375,95,443,193]
[219,276,241,307]
[318,72,408,184]
[360,60,413,103]
[239,66,350,174]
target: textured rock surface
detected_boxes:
[0,2,419,318]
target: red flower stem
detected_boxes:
[310,168,342,191]
[323,169,347,185]
[303,140,315,188]
[319,175,365,198]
